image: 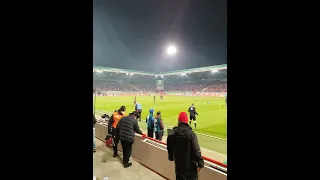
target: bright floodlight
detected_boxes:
[212,69,218,73]
[166,45,177,55]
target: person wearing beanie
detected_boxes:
[108,105,126,157]
[154,111,164,141]
[146,108,155,138]
[167,112,204,180]
[115,111,143,168]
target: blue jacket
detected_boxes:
[146,108,154,130]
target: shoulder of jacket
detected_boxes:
[188,130,196,138]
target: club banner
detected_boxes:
[156,80,164,90]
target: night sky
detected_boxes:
[93,0,226,72]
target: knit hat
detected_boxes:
[178,112,188,124]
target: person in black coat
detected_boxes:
[167,112,204,180]
[188,104,199,129]
[115,111,143,168]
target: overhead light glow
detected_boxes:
[166,45,177,55]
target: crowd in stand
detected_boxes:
[94,82,227,93]
[94,83,154,92]
[203,83,227,92]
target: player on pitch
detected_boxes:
[133,96,137,107]
[188,103,199,129]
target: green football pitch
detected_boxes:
[95,95,227,154]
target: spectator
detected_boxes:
[93,114,97,152]
[115,111,143,168]
[108,106,126,157]
[154,111,164,141]
[146,108,155,138]
[135,102,143,121]
[167,112,204,180]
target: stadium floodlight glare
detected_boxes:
[130,73,134,76]
[212,69,218,73]
[166,45,177,55]
[161,75,163,78]
[181,73,186,76]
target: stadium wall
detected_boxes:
[95,122,227,180]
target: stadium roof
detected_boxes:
[93,64,227,76]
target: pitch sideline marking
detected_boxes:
[95,109,227,141]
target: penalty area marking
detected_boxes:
[94,109,227,141]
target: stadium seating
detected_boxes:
[93,66,227,94]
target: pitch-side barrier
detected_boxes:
[95,122,227,180]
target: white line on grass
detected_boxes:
[94,109,227,141]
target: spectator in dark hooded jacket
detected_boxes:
[167,112,204,180]
[115,111,142,168]
[93,114,97,152]
[146,108,155,138]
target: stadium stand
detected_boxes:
[93,65,227,94]
[93,65,227,180]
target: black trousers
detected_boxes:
[176,172,198,180]
[112,134,119,155]
[155,131,163,141]
[147,129,154,138]
[121,140,133,165]
[137,110,142,121]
